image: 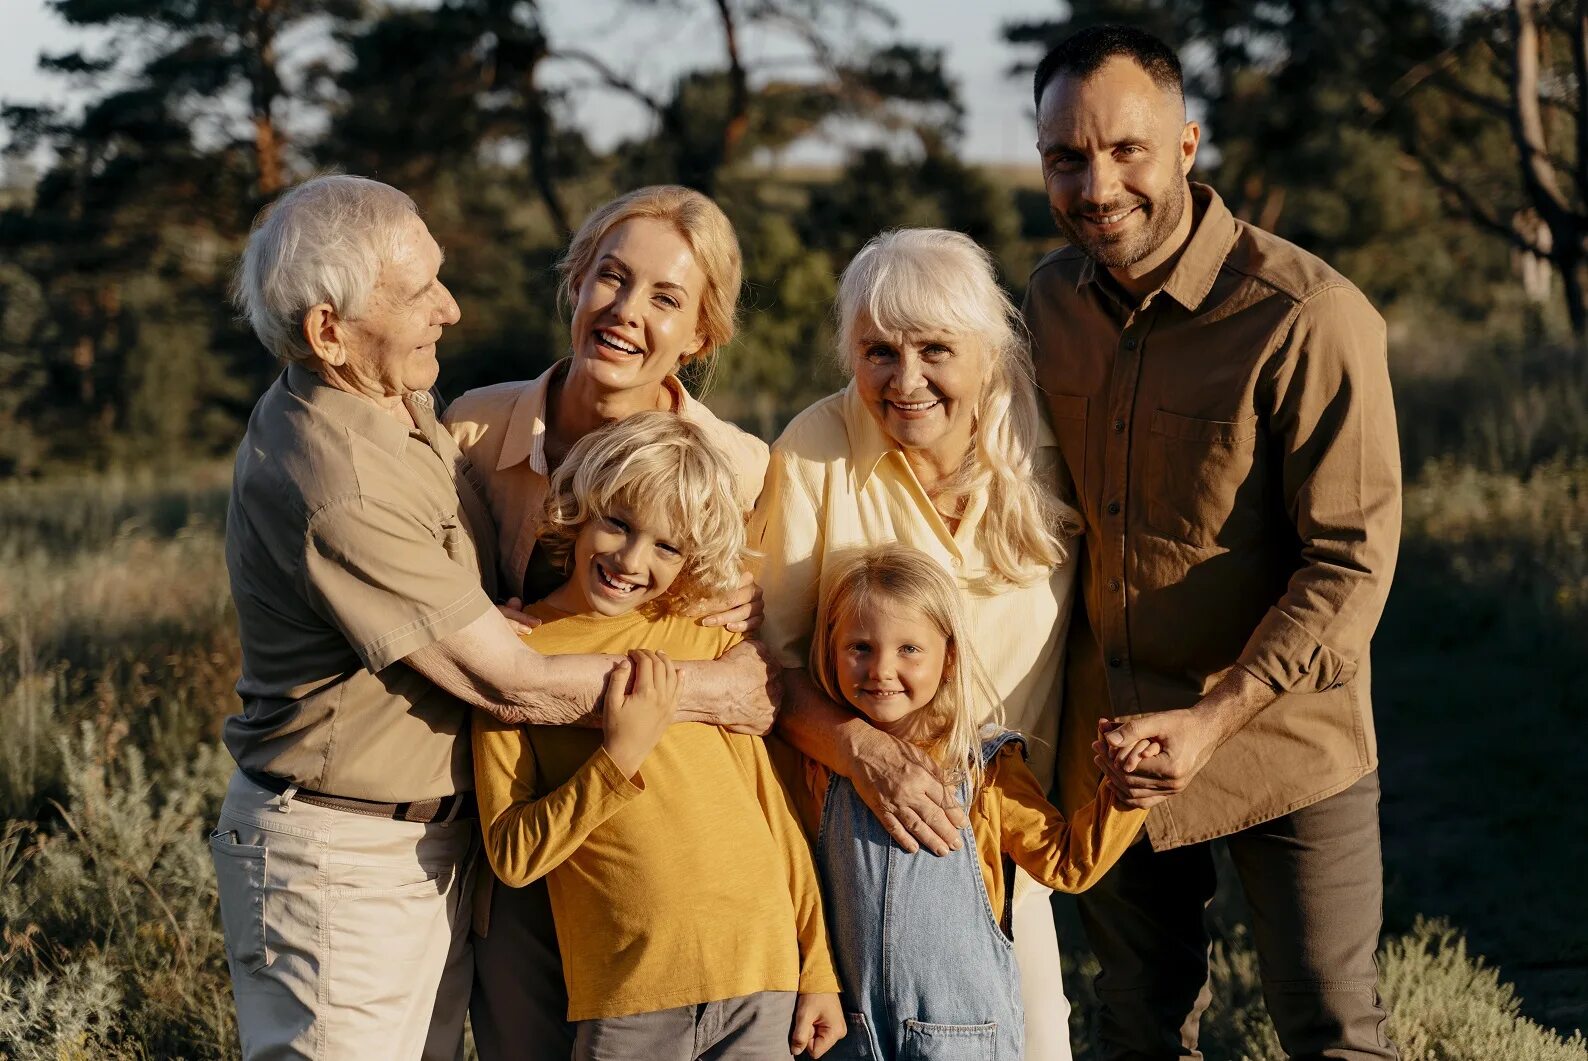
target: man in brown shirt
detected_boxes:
[1023,27,1401,1061]
[214,175,779,1060]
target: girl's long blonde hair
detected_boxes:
[835,229,1077,589]
[811,546,1004,795]
[539,412,748,613]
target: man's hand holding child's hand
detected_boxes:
[1093,718,1162,808]
[600,649,680,779]
[789,992,845,1057]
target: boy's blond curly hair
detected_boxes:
[539,411,748,612]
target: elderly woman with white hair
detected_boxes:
[752,229,1087,1061]
[212,174,778,1061]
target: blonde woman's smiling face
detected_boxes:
[849,318,987,462]
[568,217,708,396]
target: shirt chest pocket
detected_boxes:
[1144,409,1259,547]
[430,511,467,563]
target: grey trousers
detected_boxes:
[1076,772,1397,1061]
[210,770,476,1061]
[574,992,797,1061]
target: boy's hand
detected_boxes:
[789,992,845,1058]
[601,650,680,778]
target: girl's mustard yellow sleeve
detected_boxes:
[992,743,1148,893]
[471,709,645,888]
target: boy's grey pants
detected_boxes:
[1076,772,1398,1061]
[209,770,476,1060]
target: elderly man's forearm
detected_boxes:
[776,669,862,774]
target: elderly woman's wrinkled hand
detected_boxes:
[842,725,968,857]
[692,570,765,634]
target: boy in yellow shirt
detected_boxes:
[471,412,844,1060]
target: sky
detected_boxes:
[0,0,1060,166]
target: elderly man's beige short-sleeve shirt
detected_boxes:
[750,383,1075,789]
[224,365,500,802]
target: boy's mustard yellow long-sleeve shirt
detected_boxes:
[472,603,840,1021]
[792,738,1147,921]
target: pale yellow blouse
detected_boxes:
[749,383,1075,789]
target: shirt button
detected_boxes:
[1123,338,1138,351]
[1106,501,1121,516]
[1109,656,1123,669]
[1112,419,1125,433]
[1107,578,1121,592]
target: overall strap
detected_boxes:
[978,728,1026,767]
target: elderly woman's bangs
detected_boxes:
[841,230,1009,352]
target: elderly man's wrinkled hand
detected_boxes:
[843,725,967,856]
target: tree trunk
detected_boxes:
[247,0,284,198]
[1560,245,1588,340]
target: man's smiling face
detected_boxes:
[1037,55,1198,274]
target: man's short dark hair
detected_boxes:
[1032,24,1184,109]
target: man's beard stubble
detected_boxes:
[1051,182,1186,271]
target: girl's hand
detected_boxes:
[789,992,846,1058]
[691,570,764,633]
[600,650,680,778]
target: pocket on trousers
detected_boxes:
[1144,409,1258,547]
[826,1012,881,1060]
[210,830,271,973]
[326,864,451,1008]
[900,1018,998,1061]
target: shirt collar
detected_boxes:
[843,382,896,490]
[1073,182,1235,314]
[285,363,414,455]
[496,360,564,473]
[495,359,693,474]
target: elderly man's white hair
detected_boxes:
[233,175,419,364]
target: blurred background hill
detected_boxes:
[1,1,1585,1057]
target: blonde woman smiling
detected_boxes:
[444,186,773,1060]
[446,184,768,619]
[752,229,1082,1061]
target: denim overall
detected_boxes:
[818,731,1027,1061]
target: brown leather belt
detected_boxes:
[243,769,476,824]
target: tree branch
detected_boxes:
[713,0,751,165]
[549,47,667,118]
[1402,121,1551,257]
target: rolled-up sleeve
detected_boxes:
[748,444,828,670]
[1238,284,1402,693]
[302,496,495,673]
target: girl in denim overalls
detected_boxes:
[798,546,1149,1060]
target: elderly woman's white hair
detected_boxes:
[836,228,1076,587]
[232,175,419,364]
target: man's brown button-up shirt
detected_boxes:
[1025,184,1402,850]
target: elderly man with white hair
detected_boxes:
[210,174,778,1060]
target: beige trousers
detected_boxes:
[209,770,476,1061]
[1014,869,1075,1061]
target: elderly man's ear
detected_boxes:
[303,303,349,368]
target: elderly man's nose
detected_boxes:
[437,283,461,326]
